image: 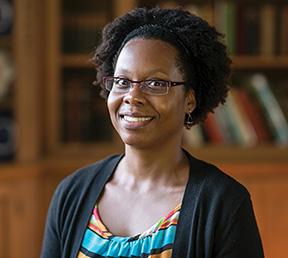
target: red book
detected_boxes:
[235,88,271,143]
[203,112,224,144]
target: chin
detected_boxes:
[120,135,154,149]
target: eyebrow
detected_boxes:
[115,68,169,77]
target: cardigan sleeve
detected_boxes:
[214,196,264,258]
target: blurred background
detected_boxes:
[0,0,287,257]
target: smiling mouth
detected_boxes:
[121,115,154,123]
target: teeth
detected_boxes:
[123,116,152,122]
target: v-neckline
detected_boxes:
[94,202,182,240]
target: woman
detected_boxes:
[41,7,264,258]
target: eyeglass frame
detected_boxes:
[101,76,186,96]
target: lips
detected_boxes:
[119,112,155,129]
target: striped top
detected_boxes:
[77,203,181,258]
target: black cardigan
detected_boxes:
[41,152,264,258]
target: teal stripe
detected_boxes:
[82,225,176,256]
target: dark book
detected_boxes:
[0,0,13,35]
[237,4,260,55]
[280,5,288,55]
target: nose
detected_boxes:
[123,83,145,105]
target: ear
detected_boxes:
[184,89,196,113]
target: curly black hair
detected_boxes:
[92,7,231,124]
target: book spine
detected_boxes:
[229,88,258,146]
[280,5,288,55]
[250,74,288,145]
[260,4,276,56]
[235,87,271,144]
[203,112,225,144]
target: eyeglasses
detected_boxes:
[102,76,185,96]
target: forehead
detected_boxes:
[114,38,181,77]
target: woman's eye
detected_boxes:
[147,80,167,87]
[114,78,129,87]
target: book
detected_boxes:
[260,4,276,56]
[237,4,260,55]
[228,88,258,146]
[250,74,288,145]
[214,0,236,55]
[271,80,288,122]
[280,5,288,55]
[234,87,271,144]
[203,112,225,144]
[213,103,238,145]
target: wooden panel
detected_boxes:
[14,0,45,162]
[0,190,11,258]
[229,171,288,258]
[9,180,37,257]
[45,0,61,153]
[264,181,288,258]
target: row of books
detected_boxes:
[62,69,113,142]
[160,1,288,56]
[184,73,288,147]
[62,27,102,54]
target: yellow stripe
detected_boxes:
[77,251,89,258]
[149,248,172,258]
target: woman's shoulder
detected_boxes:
[187,153,250,201]
[54,153,123,198]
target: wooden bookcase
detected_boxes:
[0,0,288,257]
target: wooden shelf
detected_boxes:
[185,145,288,163]
[61,54,288,69]
[232,56,288,70]
[61,54,94,67]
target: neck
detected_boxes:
[115,140,189,191]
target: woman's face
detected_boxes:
[107,38,195,149]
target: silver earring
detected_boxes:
[185,112,193,129]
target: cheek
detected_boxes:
[107,94,120,121]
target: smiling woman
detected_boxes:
[107,39,193,149]
[41,7,264,258]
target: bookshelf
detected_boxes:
[0,0,287,257]
[44,0,288,160]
